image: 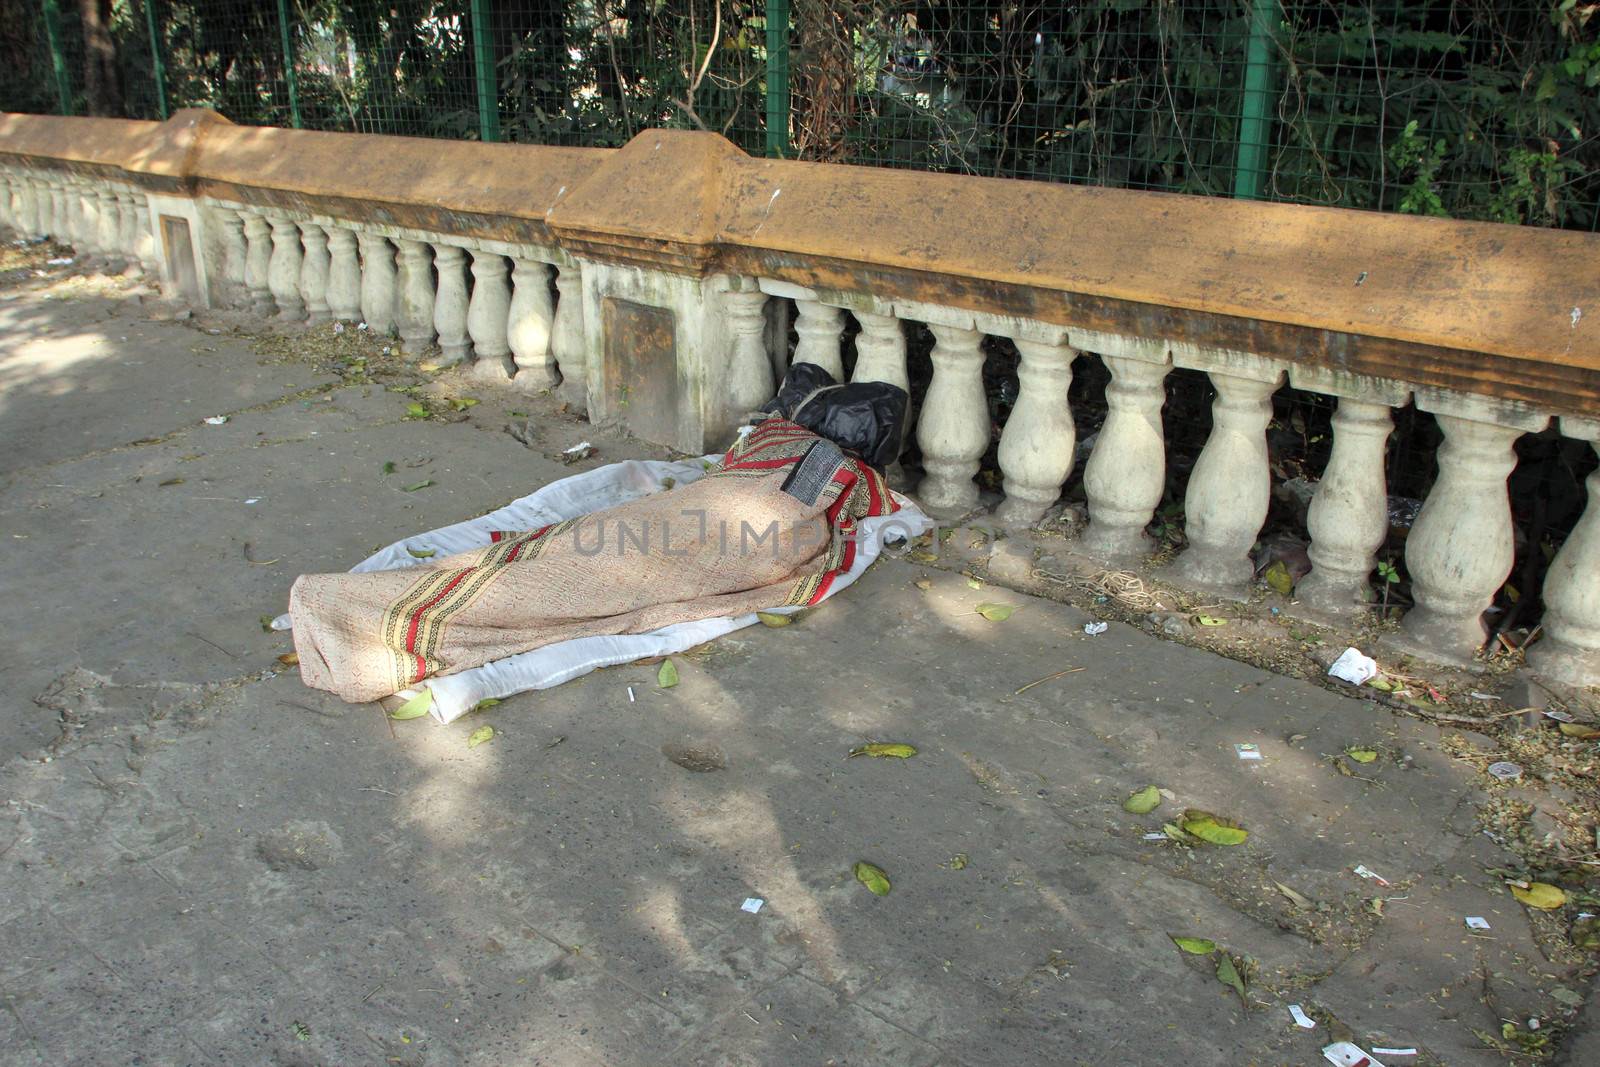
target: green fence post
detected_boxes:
[469,0,500,142]
[276,0,303,128]
[144,0,169,119]
[1231,0,1278,200]
[764,0,790,157]
[40,0,74,114]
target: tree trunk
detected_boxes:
[79,0,123,116]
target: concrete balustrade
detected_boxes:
[4,111,1598,679]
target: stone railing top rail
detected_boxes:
[4,109,1598,414]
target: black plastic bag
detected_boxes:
[759,363,909,471]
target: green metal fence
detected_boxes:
[5,2,1596,230]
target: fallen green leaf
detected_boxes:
[1262,560,1294,596]
[449,397,480,411]
[1559,722,1600,740]
[277,652,299,667]
[1170,935,1215,955]
[854,860,891,896]
[949,853,968,870]
[1181,809,1249,846]
[848,742,918,759]
[1123,785,1162,814]
[407,546,437,558]
[1347,748,1379,764]
[259,615,275,633]
[1193,615,1228,627]
[1511,881,1567,910]
[473,698,501,712]
[1215,951,1247,1005]
[382,461,396,475]
[1162,821,1195,843]
[390,690,433,720]
[975,602,1015,622]
[966,577,982,590]
[1367,677,1397,692]
[467,725,494,748]
[405,402,427,419]
[757,611,792,628]
[907,550,938,564]
[658,659,679,689]
[402,480,433,492]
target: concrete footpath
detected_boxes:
[1,267,1596,1066]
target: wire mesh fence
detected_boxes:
[3,2,1595,230]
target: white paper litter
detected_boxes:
[1323,1041,1387,1067]
[562,440,594,454]
[1142,832,1167,841]
[1084,621,1109,636]
[1352,865,1392,887]
[1545,709,1576,723]
[1465,916,1491,930]
[1370,1049,1417,1057]
[1289,1004,1316,1029]
[46,256,73,265]
[1328,647,1379,686]
[626,686,635,703]
[203,415,228,425]
[740,897,764,914]
[273,455,932,723]
[1235,743,1263,761]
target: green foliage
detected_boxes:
[7,1,1595,231]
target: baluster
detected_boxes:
[51,183,69,245]
[431,242,472,365]
[358,231,398,334]
[135,199,158,278]
[395,239,436,355]
[1169,350,1285,590]
[793,297,845,379]
[242,212,274,314]
[1078,335,1171,559]
[723,281,773,419]
[96,188,123,272]
[996,326,1076,526]
[218,208,249,307]
[850,309,908,391]
[14,176,37,237]
[915,317,988,516]
[1291,371,1409,616]
[298,222,332,323]
[10,175,31,235]
[76,182,103,266]
[551,261,586,407]
[507,256,557,391]
[1528,417,1600,686]
[267,216,306,320]
[116,193,139,274]
[1388,397,1548,664]
[467,248,513,380]
[324,226,362,321]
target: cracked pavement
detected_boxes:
[1,272,1595,1065]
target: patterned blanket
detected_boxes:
[290,419,898,702]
